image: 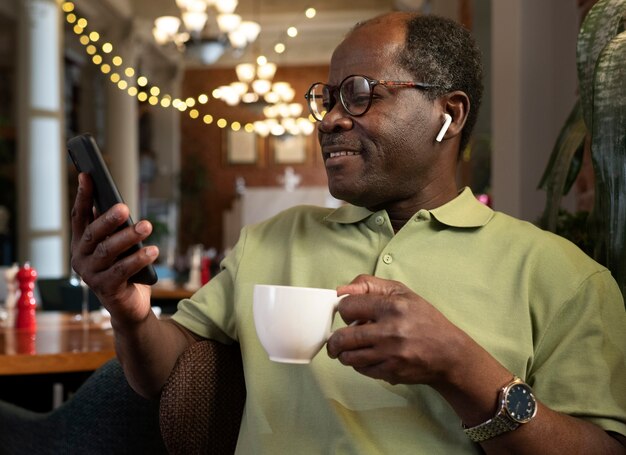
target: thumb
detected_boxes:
[337,274,406,296]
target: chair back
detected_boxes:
[0,358,166,453]
[159,340,246,454]
[37,277,101,312]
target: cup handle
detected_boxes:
[328,294,358,339]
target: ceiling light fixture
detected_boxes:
[153,0,260,64]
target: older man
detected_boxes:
[71,12,626,454]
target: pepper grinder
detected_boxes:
[16,262,38,331]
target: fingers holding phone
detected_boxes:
[67,133,158,286]
[69,172,158,302]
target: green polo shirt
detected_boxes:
[173,187,626,454]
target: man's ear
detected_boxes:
[436,91,470,141]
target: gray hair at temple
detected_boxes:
[355,13,484,153]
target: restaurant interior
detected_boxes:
[0,0,587,450]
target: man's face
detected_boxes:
[318,20,441,211]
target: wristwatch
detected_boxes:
[463,376,537,443]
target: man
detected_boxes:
[71,12,626,454]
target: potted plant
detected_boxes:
[538,0,626,299]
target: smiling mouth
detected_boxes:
[327,151,361,159]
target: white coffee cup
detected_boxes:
[253,284,344,364]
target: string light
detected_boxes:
[60,1,314,136]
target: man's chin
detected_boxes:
[328,183,368,207]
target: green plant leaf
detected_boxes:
[588,30,626,297]
[577,0,626,132]
[537,101,587,231]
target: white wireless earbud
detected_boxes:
[436,113,452,142]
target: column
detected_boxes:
[16,0,67,277]
[104,38,139,217]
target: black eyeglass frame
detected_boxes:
[304,74,438,122]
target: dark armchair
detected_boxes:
[159,340,247,454]
[0,340,246,454]
[0,359,166,454]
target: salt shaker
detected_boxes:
[16,262,38,331]
[3,262,19,327]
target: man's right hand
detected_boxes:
[70,172,159,325]
[70,173,197,398]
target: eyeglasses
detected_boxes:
[304,74,437,122]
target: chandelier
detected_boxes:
[210,55,314,137]
[152,0,261,64]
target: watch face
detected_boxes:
[505,383,537,423]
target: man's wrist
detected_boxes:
[462,376,538,443]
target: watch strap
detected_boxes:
[463,376,531,443]
[463,412,519,443]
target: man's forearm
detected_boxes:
[480,405,626,455]
[113,314,198,398]
[436,338,625,454]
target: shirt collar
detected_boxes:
[429,187,494,228]
[324,187,493,228]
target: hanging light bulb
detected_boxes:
[256,62,276,80]
[154,16,181,39]
[251,79,271,95]
[235,63,256,83]
[239,21,261,42]
[215,0,239,14]
[217,13,242,33]
[182,10,208,34]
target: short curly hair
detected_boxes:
[355,13,484,152]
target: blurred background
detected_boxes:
[0,0,584,280]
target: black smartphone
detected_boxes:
[67,133,158,285]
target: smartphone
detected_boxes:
[67,133,158,285]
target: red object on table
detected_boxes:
[16,263,38,331]
[201,256,211,285]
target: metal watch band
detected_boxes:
[463,412,520,443]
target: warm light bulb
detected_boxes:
[154,16,181,38]
[256,62,276,80]
[264,91,280,104]
[241,92,259,103]
[235,63,256,82]
[230,82,248,96]
[182,11,208,34]
[228,30,248,49]
[215,0,238,14]
[217,13,242,33]
[252,79,271,95]
[289,103,303,117]
[239,21,261,42]
[253,121,271,137]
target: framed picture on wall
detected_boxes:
[225,129,258,165]
[271,134,307,164]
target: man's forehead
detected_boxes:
[328,25,405,82]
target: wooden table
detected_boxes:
[0,311,116,375]
[151,285,196,301]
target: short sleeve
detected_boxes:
[171,227,249,344]
[528,270,626,436]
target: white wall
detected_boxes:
[491,0,579,222]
